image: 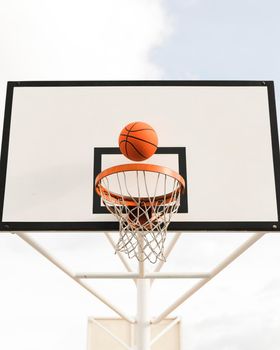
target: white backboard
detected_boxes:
[0,81,279,231]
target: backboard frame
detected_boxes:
[0,80,280,232]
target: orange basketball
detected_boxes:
[119,121,158,161]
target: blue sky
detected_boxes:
[155,0,280,84]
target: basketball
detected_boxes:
[119,121,158,161]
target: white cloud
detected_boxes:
[0,0,171,124]
[0,0,170,80]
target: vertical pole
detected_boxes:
[136,234,151,350]
[136,278,150,350]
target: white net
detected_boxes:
[96,167,183,263]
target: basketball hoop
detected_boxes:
[95,164,185,263]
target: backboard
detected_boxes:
[0,81,279,231]
[87,317,181,350]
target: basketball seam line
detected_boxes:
[120,134,158,148]
[125,127,154,133]
[125,122,137,157]
[119,140,146,160]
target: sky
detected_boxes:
[0,0,280,349]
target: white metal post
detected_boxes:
[136,234,151,350]
[75,272,210,279]
[136,278,150,350]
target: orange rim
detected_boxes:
[95,163,185,206]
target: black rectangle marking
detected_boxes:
[93,147,188,214]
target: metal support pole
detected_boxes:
[16,232,135,324]
[136,234,151,350]
[152,232,266,324]
[75,272,210,279]
[137,278,150,350]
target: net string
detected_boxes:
[98,170,182,263]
